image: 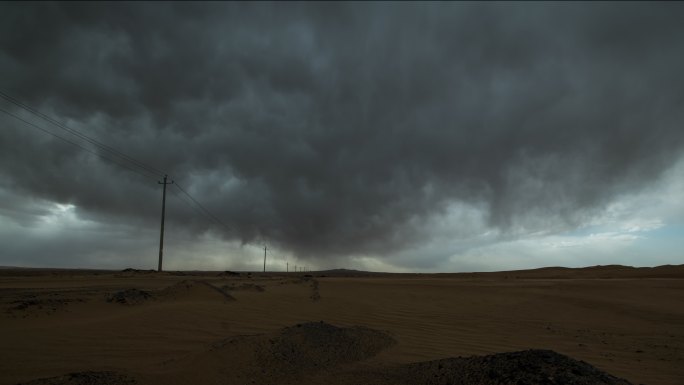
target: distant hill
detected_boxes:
[1,264,683,279]
[445,264,684,279]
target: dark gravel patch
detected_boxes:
[160,280,236,302]
[17,371,136,385]
[221,283,265,292]
[6,294,85,317]
[106,289,152,305]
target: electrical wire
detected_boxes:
[168,187,213,222]
[0,90,166,177]
[1,91,235,237]
[174,183,231,231]
[0,106,159,180]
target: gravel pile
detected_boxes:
[259,321,395,373]
[399,349,633,385]
[309,280,321,301]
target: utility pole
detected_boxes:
[287,262,289,272]
[158,175,173,272]
[263,245,267,272]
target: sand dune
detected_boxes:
[1,265,683,384]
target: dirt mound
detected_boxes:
[259,321,395,372]
[398,349,632,385]
[221,283,265,292]
[17,371,136,385]
[159,280,235,302]
[106,289,151,305]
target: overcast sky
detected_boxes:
[1,2,683,272]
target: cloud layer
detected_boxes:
[1,3,684,268]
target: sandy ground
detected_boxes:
[1,265,683,384]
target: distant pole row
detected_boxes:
[289,265,309,272]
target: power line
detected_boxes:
[174,183,231,232]
[0,90,166,177]
[167,185,232,234]
[0,106,159,180]
[168,187,209,219]
[1,92,236,243]
[2,105,233,234]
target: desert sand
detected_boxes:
[1,265,683,384]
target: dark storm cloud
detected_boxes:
[2,2,684,259]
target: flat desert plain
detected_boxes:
[1,265,683,385]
